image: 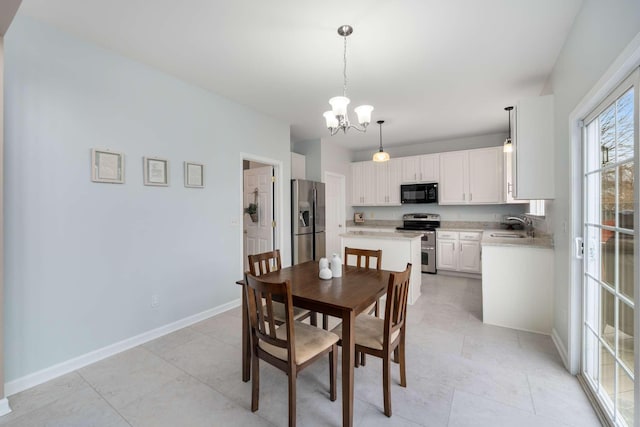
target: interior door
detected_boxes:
[324,172,345,258]
[243,165,274,270]
[581,69,638,427]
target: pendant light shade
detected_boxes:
[373,120,390,162]
[504,106,514,153]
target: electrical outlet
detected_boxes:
[151,294,159,308]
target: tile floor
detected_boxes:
[0,274,602,426]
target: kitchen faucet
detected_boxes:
[505,216,534,237]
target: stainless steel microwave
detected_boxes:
[401,183,438,204]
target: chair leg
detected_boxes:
[354,350,360,368]
[393,347,399,363]
[383,354,392,417]
[322,314,329,330]
[399,334,407,387]
[251,355,260,412]
[329,344,337,401]
[310,312,318,327]
[288,369,297,427]
[360,352,366,366]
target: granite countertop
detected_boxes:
[340,231,423,240]
[481,231,554,249]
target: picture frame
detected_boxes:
[91,148,125,184]
[143,157,170,186]
[184,161,204,188]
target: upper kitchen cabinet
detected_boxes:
[503,152,528,204]
[512,95,555,199]
[401,154,439,183]
[351,161,376,206]
[375,159,402,205]
[439,147,503,205]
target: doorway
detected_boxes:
[242,160,275,271]
[581,69,638,427]
[324,172,346,257]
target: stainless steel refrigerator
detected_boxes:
[291,179,326,264]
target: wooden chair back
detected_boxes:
[244,272,295,362]
[248,249,282,276]
[383,263,412,343]
[344,247,382,270]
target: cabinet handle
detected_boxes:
[462,193,465,201]
[414,173,417,180]
[507,183,512,195]
[469,193,472,201]
[420,172,423,181]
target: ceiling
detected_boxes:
[17,0,583,151]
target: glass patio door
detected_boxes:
[582,69,638,427]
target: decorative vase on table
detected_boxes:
[330,253,343,278]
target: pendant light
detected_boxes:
[372,120,390,162]
[503,106,514,153]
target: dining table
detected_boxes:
[236,260,391,427]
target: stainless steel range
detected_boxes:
[396,213,441,274]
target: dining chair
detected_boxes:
[244,272,338,427]
[338,247,383,366]
[332,263,412,417]
[248,250,317,326]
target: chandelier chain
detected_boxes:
[343,35,348,97]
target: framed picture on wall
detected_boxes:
[91,148,125,184]
[184,161,204,188]
[143,157,170,186]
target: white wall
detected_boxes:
[292,139,321,182]
[546,0,640,362]
[3,17,292,383]
[352,132,507,162]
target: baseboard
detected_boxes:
[436,270,482,280]
[4,298,241,397]
[551,327,570,370]
[0,398,11,416]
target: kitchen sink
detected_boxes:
[489,232,527,238]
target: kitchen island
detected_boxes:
[340,231,422,304]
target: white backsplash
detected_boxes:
[351,203,527,222]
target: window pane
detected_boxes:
[618,367,635,427]
[601,228,615,288]
[585,119,600,173]
[618,162,634,230]
[586,225,602,279]
[618,300,634,375]
[619,232,634,301]
[616,88,634,163]
[601,169,616,226]
[601,287,616,349]
[585,171,600,225]
[600,104,616,167]
[585,329,599,384]
[585,277,600,331]
[600,344,616,413]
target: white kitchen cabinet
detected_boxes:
[468,148,502,203]
[438,151,468,204]
[439,147,503,205]
[375,159,402,205]
[291,152,306,180]
[436,230,482,274]
[401,154,439,183]
[512,95,555,199]
[504,152,528,204]
[351,161,375,206]
[437,238,457,271]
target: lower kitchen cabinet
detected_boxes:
[436,230,482,274]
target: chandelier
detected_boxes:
[323,25,373,135]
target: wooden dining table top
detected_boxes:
[236,261,391,316]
